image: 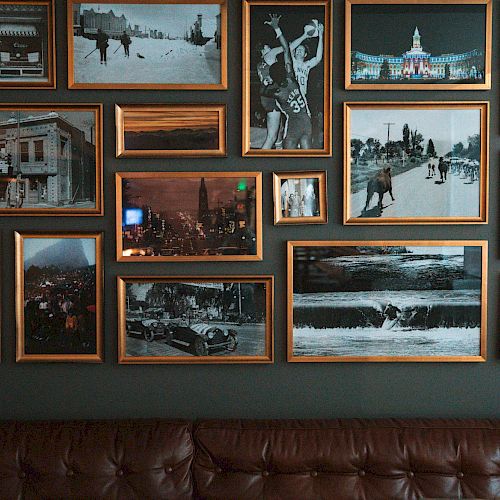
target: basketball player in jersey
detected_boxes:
[256,21,317,149]
[261,14,313,150]
[292,21,324,111]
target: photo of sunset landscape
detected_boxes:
[117,105,224,156]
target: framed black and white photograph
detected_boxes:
[0,104,103,216]
[0,0,56,88]
[345,0,492,90]
[288,241,487,363]
[344,102,489,225]
[118,276,274,364]
[115,103,226,157]
[273,171,327,224]
[116,172,263,261]
[67,0,227,89]
[242,0,331,156]
[15,232,104,363]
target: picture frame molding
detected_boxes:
[15,231,104,363]
[242,0,332,157]
[117,275,274,364]
[287,239,488,363]
[343,101,489,225]
[115,103,227,158]
[345,0,493,91]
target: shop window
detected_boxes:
[20,142,29,163]
[34,140,44,162]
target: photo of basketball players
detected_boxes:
[243,0,331,156]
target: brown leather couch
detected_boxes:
[0,418,498,499]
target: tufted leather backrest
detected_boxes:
[0,419,194,500]
[194,419,500,500]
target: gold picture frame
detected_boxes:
[116,171,263,262]
[117,275,274,364]
[67,0,228,90]
[344,101,489,225]
[345,0,492,91]
[0,103,103,216]
[242,0,332,157]
[273,170,327,224]
[115,103,226,158]
[15,231,104,363]
[0,0,56,89]
[287,240,488,363]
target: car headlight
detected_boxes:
[207,331,215,339]
[153,322,158,328]
[223,330,229,337]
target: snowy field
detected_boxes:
[293,326,480,357]
[350,165,480,218]
[73,37,220,84]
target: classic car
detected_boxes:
[164,322,238,356]
[125,309,166,342]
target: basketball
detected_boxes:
[304,19,319,37]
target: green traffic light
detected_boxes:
[237,179,247,191]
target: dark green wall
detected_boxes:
[0,0,498,420]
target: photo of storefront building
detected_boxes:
[0,111,96,209]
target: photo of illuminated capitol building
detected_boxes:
[351,27,484,82]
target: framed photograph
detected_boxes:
[345,0,492,90]
[67,0,227,90]
[115,103,226,158]
[15,232,104,362]
[0,0,56,89]
[273,171,327,225]
[344,102,489,225]
[288,241,487,363]
[0,104,103,216]
[118,276,274,364]
[116,171,263,261]
[242,0,331,156]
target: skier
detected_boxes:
[120,30,131,57]
[96,28,109,65]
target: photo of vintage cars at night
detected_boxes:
[118,277,274,363]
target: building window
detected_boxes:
[20,142,29,163]
[34,140,44,162]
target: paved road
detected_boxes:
[126,323,266,358]
[350,165,480,219]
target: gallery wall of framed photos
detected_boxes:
[0,0,498,421]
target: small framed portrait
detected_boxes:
[273,171,327,224]
[118,275,274,364]
[0,104,103,216]
[288,240,488,363]
[0,0,56,89]
[116,171,263,262]
[345,0,492,90]
[67,0,227,90]
[242,0,332,157]
[344,101,489,225]
[115,103,226,158]
[15,232,104,363]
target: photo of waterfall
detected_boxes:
[289,242,486,361]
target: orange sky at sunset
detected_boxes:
[124,110,219,133]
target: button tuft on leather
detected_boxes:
[358,470,366,477]
[116,469,124,477]
[166,466,173,473]
[310,471,318,477]
[216,467,223,473]
[18,471,26,479]
[66,469,74,477]
[262,470,270,477]
[408,471,415,478]
[457,472,464,478]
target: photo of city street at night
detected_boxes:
[117,172,262,261]
[118,277,273,363]
[16,233,103,361]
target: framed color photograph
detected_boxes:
[273,171,327,224]
[115,103,226,157]
[67,0,227,90]
[344,102,489,225]
[345,0,492,90]
[0,104,103,216]
[15,232,103,363]
[288,241,487,363]
[0,0,56,89]
[116,172,263,261]
[118,276,274,364]
[242,0,331,156]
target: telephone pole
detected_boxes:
[383,122,395,161]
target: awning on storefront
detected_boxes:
[0,23,38,37]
